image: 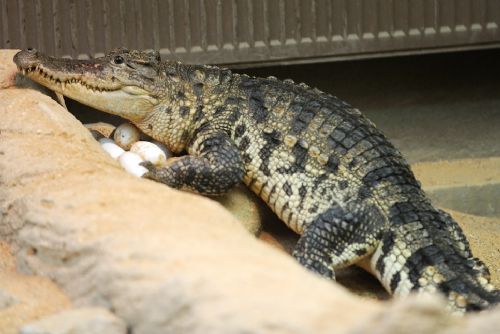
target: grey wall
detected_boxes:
[1,0,499,66]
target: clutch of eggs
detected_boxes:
[90,122,171,177]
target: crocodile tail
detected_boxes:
[370,200,500,312]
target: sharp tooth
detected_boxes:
[55,92,68,110]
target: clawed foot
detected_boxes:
[293,251,336,280]
[140,161,159,180]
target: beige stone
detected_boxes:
[215,185,263,235]
[0,288,16,309]
[353,294,500,334]
[84,122,117,139]
[0,242,71,334]
[0,50,19,88]
[20,308,126,334]
[1,85,377,333]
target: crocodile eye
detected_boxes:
[113,55,125,64]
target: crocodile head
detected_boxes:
[14,48,161,122]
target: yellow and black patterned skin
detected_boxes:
[14,48,499,312]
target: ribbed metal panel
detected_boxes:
[1,0,499,66]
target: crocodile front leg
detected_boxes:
[142,130,245,196]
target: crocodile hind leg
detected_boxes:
[293,202,386,280]
[371,201,500,311]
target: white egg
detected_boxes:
[130,141,168,166]
[151,141,172,160]
[118,152,148,177]
[99,138,125,160]
[113,123,141,150]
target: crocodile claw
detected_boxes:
[139,161,158,180]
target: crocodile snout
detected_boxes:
[13,48,41,69]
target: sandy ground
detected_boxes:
[452,210,500,287]
[412,158,500,189]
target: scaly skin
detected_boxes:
[14,48,499,312]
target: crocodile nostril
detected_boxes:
[26,47,37,53]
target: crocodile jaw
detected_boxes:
[14,51,158,122]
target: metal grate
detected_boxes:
[1,0,499,67]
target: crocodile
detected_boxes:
[13,48,499,312]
